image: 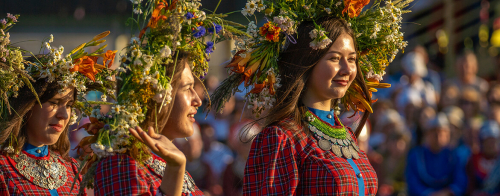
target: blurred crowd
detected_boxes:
[67,45,500,196]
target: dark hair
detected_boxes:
[0,63,76,160]
[258,17,371,137]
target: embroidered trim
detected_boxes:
[144,156,196,193]
[12,151,68,189]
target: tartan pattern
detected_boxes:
[0,152,84,196]
[94,153,204,196]
[243,123,378,196]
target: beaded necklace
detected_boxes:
[304,110,360,159]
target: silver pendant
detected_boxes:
[350,145,360,159]
[318,139,332,151]
[331,145,342,157]
[341,146,352,159]
[13,151,67,190]
[338,139,345,146]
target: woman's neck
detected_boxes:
[302,93,332,111]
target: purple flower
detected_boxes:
[208,23,222,34]
[205,41,214,54]
[185,12,194,20]
[6,13,16,22]
[104,124,110,130]
[1,57,5,62]
[192,26,206,38]
[0,19,6,25]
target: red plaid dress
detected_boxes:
[243,122,378,196]
[0,151,84,195]
[94,153,204,196]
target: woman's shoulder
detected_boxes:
[260,119,307,139]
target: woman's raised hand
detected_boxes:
[129,126,186,167]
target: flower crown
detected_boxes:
[212,0,412,116]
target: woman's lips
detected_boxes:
[49,124,64,132]
[333,80,348,86]
[187,113,196,122]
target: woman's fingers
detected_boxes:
[139,130,159,152]
[129,127,145,143]
[147,126,159,139]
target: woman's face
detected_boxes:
[26,87,74,147]
[162,63,202,139]
[307,33,357,101]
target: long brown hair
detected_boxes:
[0,69,75,160]
[116,51,191,161]
[259,17,371,137]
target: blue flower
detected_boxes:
[208,23,222,34]
[192,26,206,38]
[205,41,214,54]
[185,12,194,20]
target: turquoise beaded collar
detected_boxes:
[304,109,360,159]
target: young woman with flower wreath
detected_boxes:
[211,0,413,195]
[74,0,247,195]
[0,14,116,196]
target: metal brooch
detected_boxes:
[144,157,196,193]
[12,151,68,190]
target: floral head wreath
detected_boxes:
[0,14,117,154]
[75,0,247,190]
[211,0,412,117]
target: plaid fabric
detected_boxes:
[0,152,85,196]
[94,153,204,196]
[243,123,378,196]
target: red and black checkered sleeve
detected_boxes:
[94,154,153,196]
[243,126,300,196]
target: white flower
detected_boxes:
[49,34,54,43]
[309,29,319,39]
[130,37,140,45]
[133,8,143,14]
[160,45,172,58]
[101,94,107,101]
[325,8,332,14]
[335,1,342,6]
[130,0,142,4]
[69,110,78,125]
[106,76,113,81]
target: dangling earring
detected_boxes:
[3,133,14,153]
[334,99,341,116]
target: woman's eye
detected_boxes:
[330,57,340,61]
[348,57,357,62]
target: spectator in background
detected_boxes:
[467,121,500,194]
[449,51,489,96]
[399,52,438,108]
[414,45,442,95]
[443,106,472,167]
[222,122,259,196]
[406,113,468,196]
[396,88,424,146]
[199,123,233,194]
[177,123,217,195]
[439,84,460,111]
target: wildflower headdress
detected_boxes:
[75,0,247,191]
[211,0,412,116]
[0,14,117,154]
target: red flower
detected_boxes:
[259,22,281,42]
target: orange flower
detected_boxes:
[259,22,281,42]
[101,50,117,68]
[249,82,267,94]
[71,56,105,82]
[267,73,276,95]
[140,0,168,38]
[342,0,370,18]
[243,59,261,86]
